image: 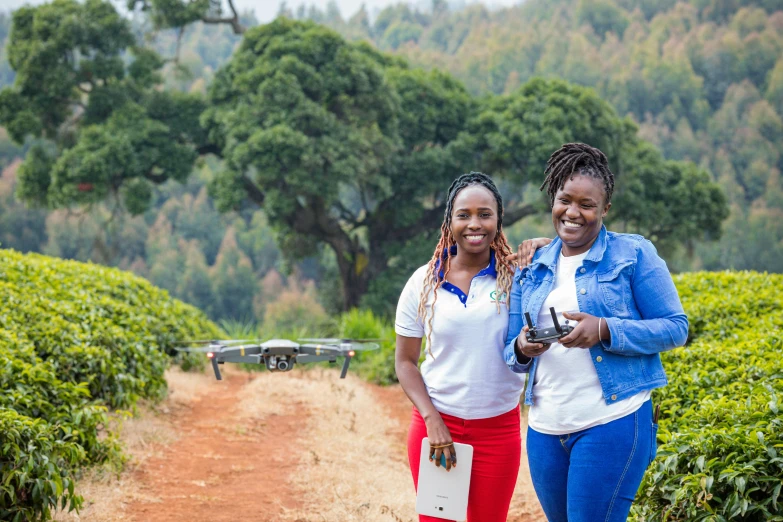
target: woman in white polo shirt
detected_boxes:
[395,172,546,522]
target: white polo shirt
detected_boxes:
[395,249,525,419]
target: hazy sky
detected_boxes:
[1,0,523,22]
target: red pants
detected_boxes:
[407,406,522,522]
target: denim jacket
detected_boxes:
[503,225,688,406]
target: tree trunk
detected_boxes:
[336,249,370,310]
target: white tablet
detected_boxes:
[416,437,474,521]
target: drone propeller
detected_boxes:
[174,345,219,353]
[301,342,380,353]
[172,339,260,351]
[346,341,380,351]
[173,339,256,346]
[298,338,383,350]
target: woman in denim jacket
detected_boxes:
[503,143,688,521]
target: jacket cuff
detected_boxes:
[505,336,533,373]
[602,317,624,352]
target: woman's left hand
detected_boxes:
[559,311,604,348]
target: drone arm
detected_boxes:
[299,344,341,356]
[219,355,263,364]
[220,345,263,356]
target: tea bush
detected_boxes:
[0,249,220,520]
[632,271,783,521]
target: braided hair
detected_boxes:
[540,143,614,206]
[416,172,515,358]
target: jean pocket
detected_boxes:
[648,421,659,466]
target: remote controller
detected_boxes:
[524,307,575,344]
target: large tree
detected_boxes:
[0,2,728,310]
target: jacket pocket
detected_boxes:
[596,261,634,317]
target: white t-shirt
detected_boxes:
[395,261,525,419]
[529,251,650,435]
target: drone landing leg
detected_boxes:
[340,355,352,379]
[211,357,223,380]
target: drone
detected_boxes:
[174,338,381,380]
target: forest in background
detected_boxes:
[0,0,780,324]
[300,0,783,272]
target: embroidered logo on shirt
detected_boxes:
[490,290,507,302]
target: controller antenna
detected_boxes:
[550,307,562,334]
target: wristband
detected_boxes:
[598,317,603,342]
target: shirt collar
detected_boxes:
[435,245,497,281]
[531,225,608,270]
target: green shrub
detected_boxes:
[632,271,783,521]
[674,271,783,342]
[0,249,220,521]
[0,342,115,464]
[0,409,84,521]
[0,250,220,408]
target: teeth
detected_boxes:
[563,221,582,228]
[466,235,485,240]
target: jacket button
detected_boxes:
[596,356,603,362]
[611,394,617,401]
[580,288,586,295]
[580,267,586,273]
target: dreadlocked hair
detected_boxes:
[416,172,515,358]
[540,143,615,206]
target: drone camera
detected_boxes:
[266,355,294,372]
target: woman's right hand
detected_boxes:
[515,325,549,360]
[425,413,457,471]
[517,237,553,267]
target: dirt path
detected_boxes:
[58,368,543,522]
[125,372,304,521]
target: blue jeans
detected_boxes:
[526,400,657,522]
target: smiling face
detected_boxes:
[552,175,611,256]
[450,185,499,256]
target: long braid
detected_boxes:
[540,143,615,206]
[490,233,515,312]
[416,172,516,358]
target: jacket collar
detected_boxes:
[530,225,608,271]
[435,245,497,281]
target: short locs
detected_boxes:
[540,143,615,206]
[416,172,515,358]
